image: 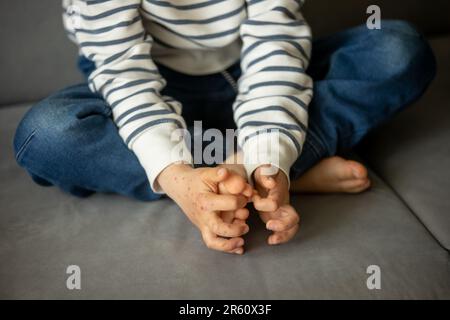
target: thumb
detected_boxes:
[202,167,229,184]
[254,165,277,189]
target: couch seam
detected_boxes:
[365,163,450,253]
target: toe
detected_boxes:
[340,178,371,193]
[347,161,368,180]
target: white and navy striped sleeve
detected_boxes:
[65,0,192,193]
[235,0,313,183]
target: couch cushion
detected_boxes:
[360,36,450,251]
[0,1,82,106]
[1,105,449,299]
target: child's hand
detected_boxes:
[157,164,250,254]
[216,164,254,253]
[252,165,300,245]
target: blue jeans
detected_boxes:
[14,21,436,201]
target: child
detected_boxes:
[14,0,435,254]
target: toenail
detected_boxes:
[352,168,361,177]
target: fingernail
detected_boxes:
[269,236,278,245]
[237,239,244,247]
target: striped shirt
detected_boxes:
[63,0,313,192]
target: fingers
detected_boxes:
[242,184,254,198]
[256,174,276,190]
[253,166,281,211]
[201,167,229,184]
[231,247,245,254]
[254,166,277,189]
[219,209,249,223]
[205,213,249,238]
[220,210,235,224]
[202,229,245,254]
[219,173,253,199]
[253,193,278,212]
[198,192,247,212]
[259,205,300,245]
[268,224,299,245]
[234,208,250,221]
[266,206,300,232]
[221,174,247,195]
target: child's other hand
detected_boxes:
[252,165,300,245]
[157,164,250,254]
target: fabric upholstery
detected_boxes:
[1,96,450,298]
[360,36,450,251]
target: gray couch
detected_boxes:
[0,0,449,299]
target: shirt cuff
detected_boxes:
[131,124,193,194]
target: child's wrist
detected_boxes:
[157,163,193,193]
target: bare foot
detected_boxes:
[290,156,371,194]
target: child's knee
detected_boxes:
[14,98,77,169]
[375,20,436,84]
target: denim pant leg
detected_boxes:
[13,84,161,201]
[290,20,437,180]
